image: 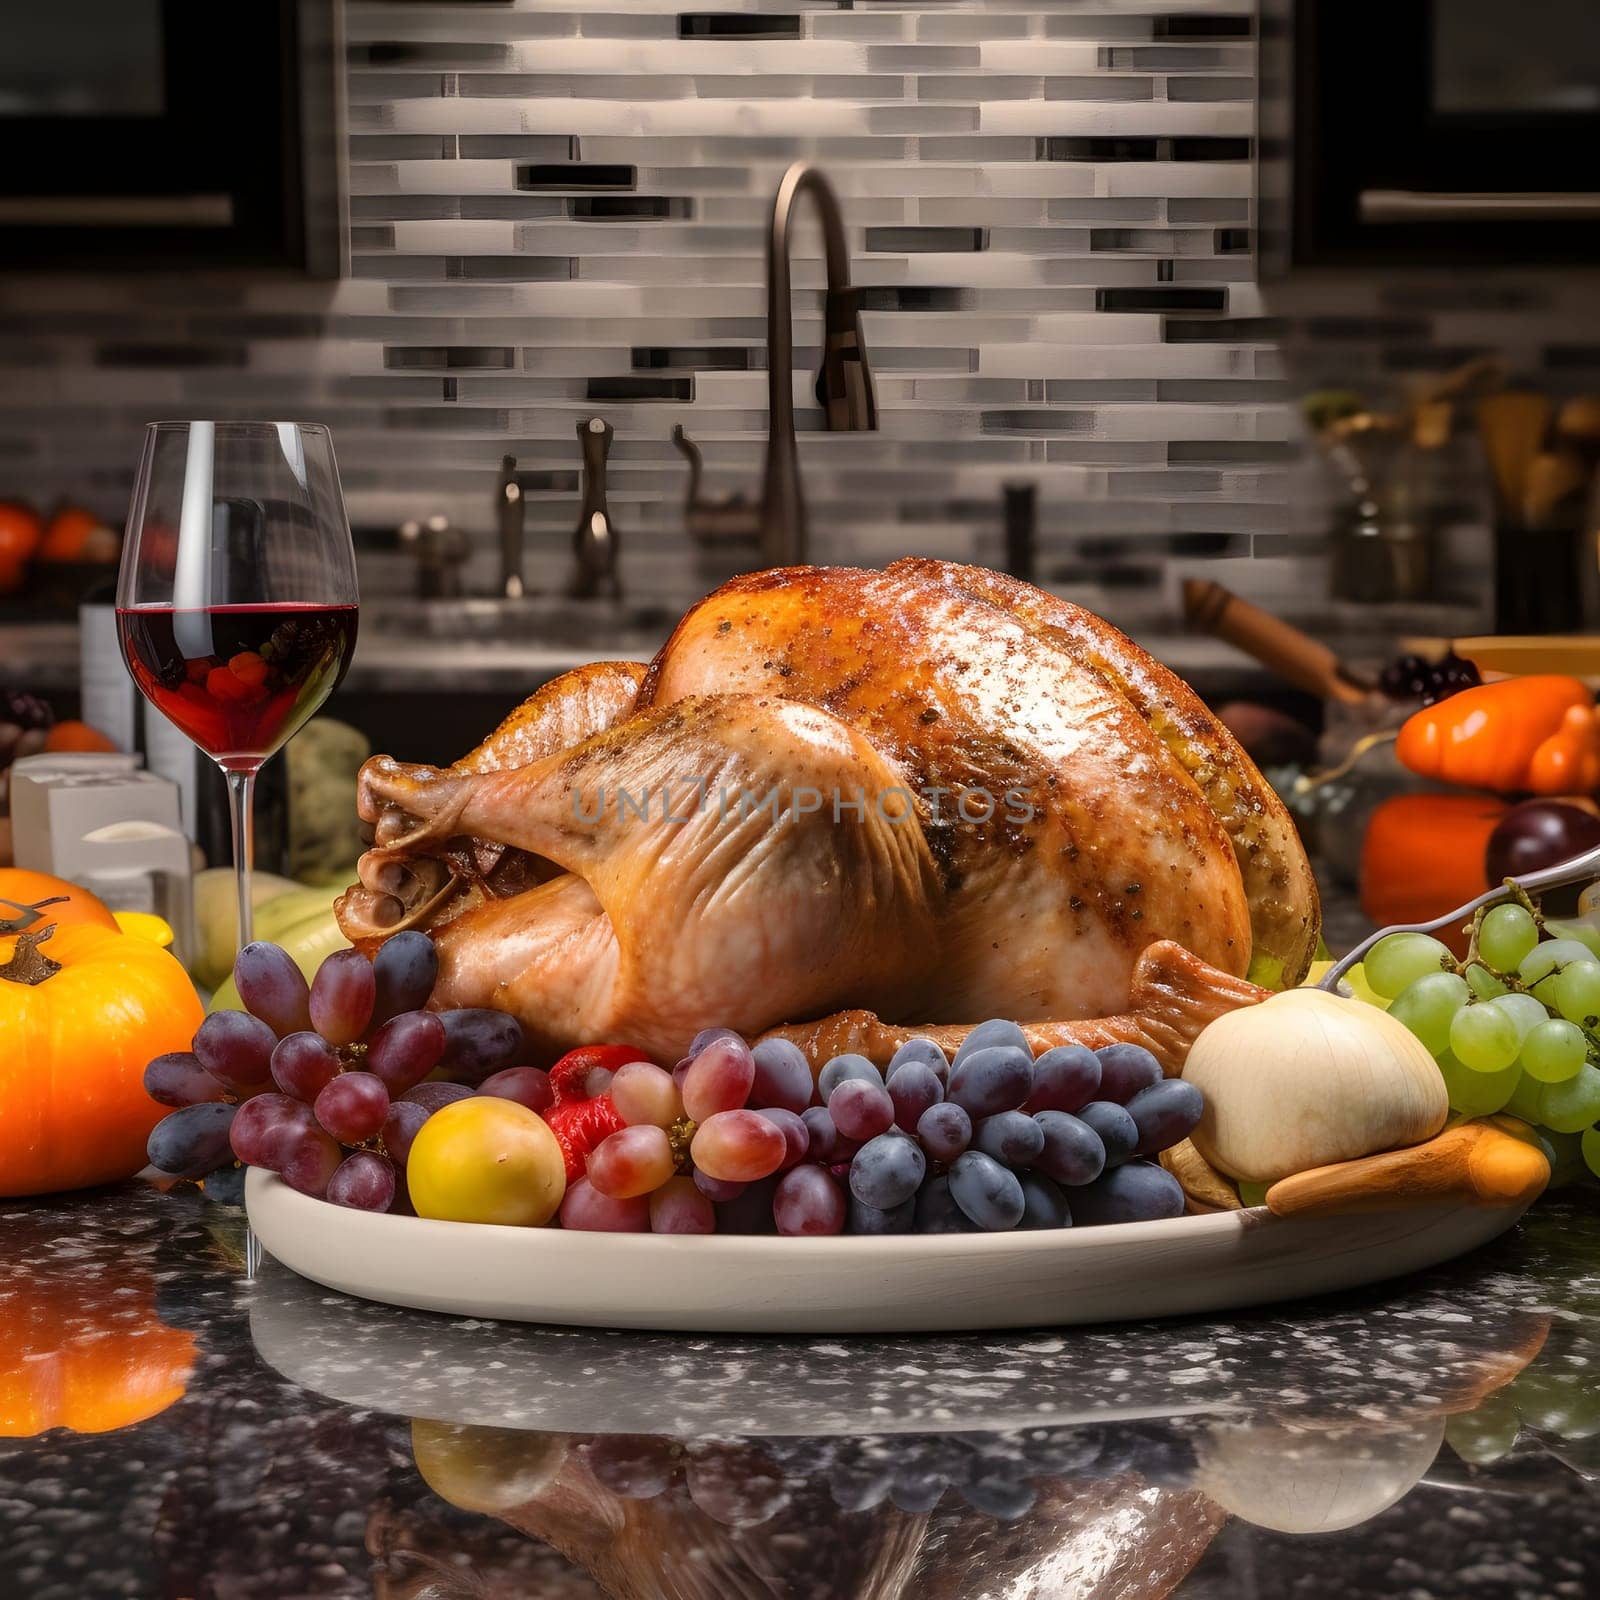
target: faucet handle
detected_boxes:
[673,425,761,543]
[570,416,621,600]
[578,415,613,476]
[819,284,877,433]
[672,424,706,503]
[496,453,526,598]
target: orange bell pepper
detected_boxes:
[1395,675,1600,796]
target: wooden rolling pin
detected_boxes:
[1265,1120,1550,1219]
[1182,579,1373,705]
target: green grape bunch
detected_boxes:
[1361,892,1600,1187]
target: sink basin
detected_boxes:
[358,597,678,653]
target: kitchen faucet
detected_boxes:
[674,162,876,566]
[494,418,621,599]
[496,453,525,598]
[569,416,621,599]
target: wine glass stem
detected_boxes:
[227,768,256,951]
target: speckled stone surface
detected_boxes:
[2,1183,1598,1600]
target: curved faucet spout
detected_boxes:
[761,162,877,569]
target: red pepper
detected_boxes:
[548,1043,652,1106]
[544,1043,650,1184]
[545,1098,626,1185]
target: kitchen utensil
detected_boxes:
[1263,1121,1548,1219]
[116,422,358,951]
[1411,399,1453,450]
[1182,579,1373,704]
[1319,836,1600,993]
[1555,395,1600,450]
[245,1167,1531,1334]
[1522,448,1590,528]
[1476,391,1553,516]
[1411,354,1507,410]
[1476,394,1583,632]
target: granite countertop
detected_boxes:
[2,1180,1597,1600]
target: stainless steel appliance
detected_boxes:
[0,0,343,272]
[1281,0,1600,265]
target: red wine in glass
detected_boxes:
[117,421,359,954]
[117,602,359,772]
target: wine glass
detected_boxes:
[117,422,359,955]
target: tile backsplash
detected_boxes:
[3,0,1600,626]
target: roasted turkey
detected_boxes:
[339,560,1317,1069]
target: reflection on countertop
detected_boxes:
[1,1183,1597,1599]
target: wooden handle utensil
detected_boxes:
[1264,1120,1550,1219]
[1477,391,1554,521]
[1182,579,1372,705]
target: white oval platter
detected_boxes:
[245,1170,1532,1333]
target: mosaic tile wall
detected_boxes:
[2,0,1600,627]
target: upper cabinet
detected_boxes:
[1278,0,1600,267]
[0,0,343,275]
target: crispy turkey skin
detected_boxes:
[339,561,1317,1066]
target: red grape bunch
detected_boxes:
[563,1029,799,1233]
[144,932,548,1213]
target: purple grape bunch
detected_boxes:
[144,932,549,1215]
[825,1025,1202,1236]
[670,1022,1202,1237]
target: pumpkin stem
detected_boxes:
[0,925,63,986]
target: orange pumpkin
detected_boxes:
[0,922,204,1196]
[0,503,41,596]
[0,1231,196,1436]
[0,868,120,939]
[39,504,117,564]
[1361,792,1509,956]
[42,720,118,755]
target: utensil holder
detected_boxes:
[1493,520,1585,634]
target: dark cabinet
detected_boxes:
[0,1,342,274]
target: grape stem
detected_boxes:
[1456,882,1542,995]
[1455,904,1525,999]
[667,1115,697,1172]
